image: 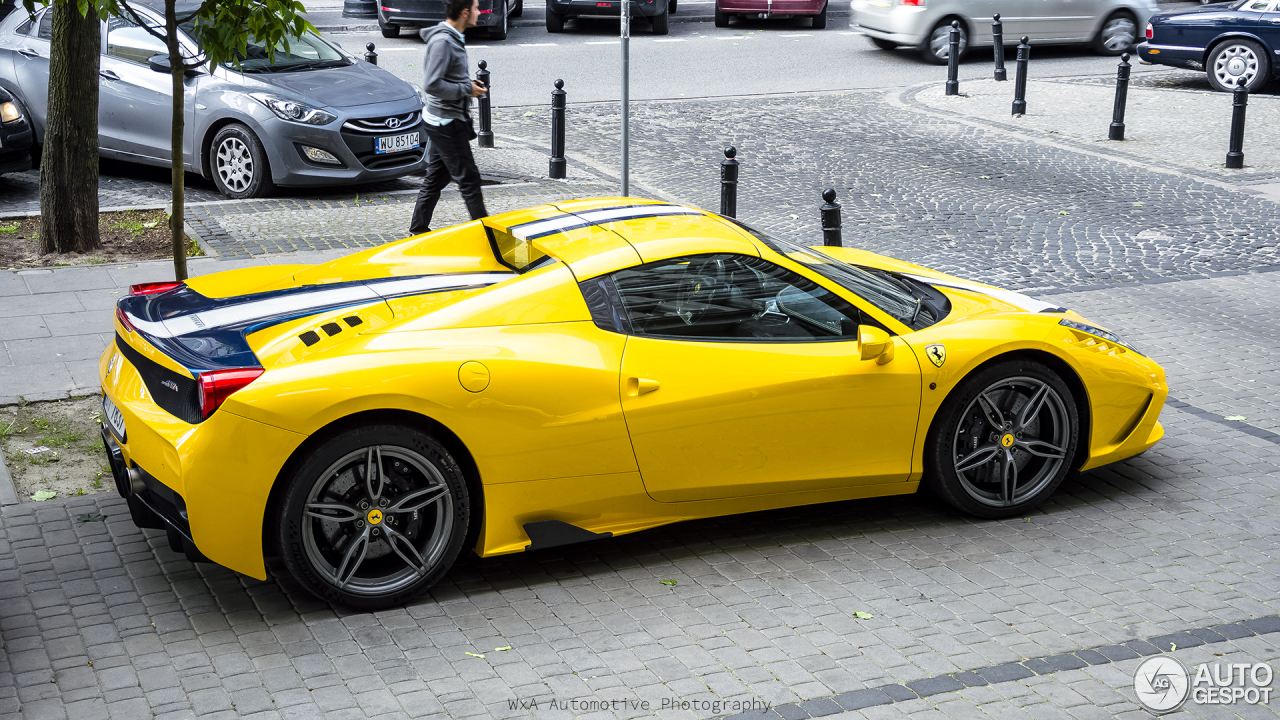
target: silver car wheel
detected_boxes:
[1100,16,1135,53]
[301,445,456,598]
[1215,44,1259,88]
[929,23,967,60]
[951,376,1070,509]
[216,137,255,194]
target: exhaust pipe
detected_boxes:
[124,466,147,497]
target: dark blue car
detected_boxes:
[1138,0,1280,91]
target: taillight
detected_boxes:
[129,281,183,296]
[197,368,264,419]
[901,0,923,6]
[116,307,137,333]
[1145,22,1153,39]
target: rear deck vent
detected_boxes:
[299,331,320,347]
[321,322,342,337]
[344,315,363,327]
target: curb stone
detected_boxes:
[0,445,16,506]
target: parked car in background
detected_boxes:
[0,3,428,199]
[379,0,520,40]
[547,0,673,34]
[716,0,827,28]
[0,84,33,175]
[1138,0,1278,92]
[852,0,1157,63]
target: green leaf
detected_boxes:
[464,651,485,659]
[1225,415,1246,421]
[494,646,512,651]
[523,111,535,117]
[1170,643,1177,652]
[1132,203,1144,207]
[852,611,874,619]
[31,491,56,502]
[1057,211,1069,215]
[660,579,677,586]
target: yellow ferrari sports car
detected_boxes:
[99,197,1166,608]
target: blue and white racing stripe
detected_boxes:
[507,204,702,241]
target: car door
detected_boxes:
[586,252,923,504]
[10,8,51,135]
[1025,0,1100,41]
[1250,0,1280,50]
[98,14,195,161]
[967,0,1034,45]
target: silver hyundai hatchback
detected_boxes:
[0,4,428,198]
[852,0,1157,63]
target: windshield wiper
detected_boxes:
[276,59,350,72]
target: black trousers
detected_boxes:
[409,120,488,235]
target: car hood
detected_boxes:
[253,61,417,108]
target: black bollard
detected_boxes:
[945,21,960,96]
[1226,79,1248,169]
[476,60,493,148]
[720,146,739,218]
[364,42,378,66]
[1012,36,1029,115]
[549,79,567,179]
[1109,53,1131,141]
[821,189,842,247]
[992,14,1007,81]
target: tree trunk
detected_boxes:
[165,0,187,280]
[39,3,101,255]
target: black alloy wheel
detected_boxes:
[925,360,1078,518]
[278,424,471,609]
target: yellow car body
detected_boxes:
[99,198,1166,602]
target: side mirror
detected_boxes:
[858,325,894,364]
[148,53,202,77]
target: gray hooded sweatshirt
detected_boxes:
[421,24,472,123]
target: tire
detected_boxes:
[811,2,827,29]
[651,4,669,34]
[923,359,1079,519]
[512,0,523,17]
[920,19,967,65]
[380,24,401,38]
[669,0,676,13]
[1207,38,1269,92]
[490,7,508,39]
[10,96,39,168]
[210,123,275,200]
[714,6,729,26]
[1092,11,1135,55]
[546,6,564,32]
[871,37,897,50]
[277,424,472,610]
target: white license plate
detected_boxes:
[375,132,420,154]
[103,395,126,443]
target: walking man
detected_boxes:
[409,0,489,235]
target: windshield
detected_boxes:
[729,219,944,330]
[180,20,350,73]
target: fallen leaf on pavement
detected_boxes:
[660,579,677,586]
[31,491,55,501]
[465,652,486,659]
[1225,415,1246,421]
[495,646,512,652]
[853,611,874,619]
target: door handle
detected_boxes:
[99,69,120,81]
[626,377,660,396]
[17,48,40,59]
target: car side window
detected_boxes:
[35,8,52,41]
[106,16,168,66]
[581,253,875,342]
[14,13,35,36]
[1249,0,1271,9]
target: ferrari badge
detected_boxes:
[925,343,946,367]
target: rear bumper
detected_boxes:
[851,1,928,45]
[718,0,825,14]
[548,0,667,18]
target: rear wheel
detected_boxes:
[924,360,1078,519]
[871,37,897,50]
[714,5,729,26]
[1207,38,1268,92]
[651,3,669,34]
[546,6,565,31]
[278,424,471,610]
[512,0,523,16]
[1092,11,1135,55]
[920,19,966,65]
[811,2,826,28]
[490,6,508,38]
[378,15,401,37]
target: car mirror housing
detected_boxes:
[148,53,202,77]
[858,325,894,364]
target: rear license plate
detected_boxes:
[103,395,126,443]
[376,132,420,154]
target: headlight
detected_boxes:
[0,102,21,123]
[1059,319,1143,356]
[249,93,337,125]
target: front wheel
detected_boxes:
[1207,38,1269,92]
[210,123,275,199]
[1092,11,1135,55]
[924,360,1079,519]
[920,20,967,65]
[277,424,472,609]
